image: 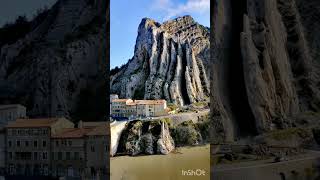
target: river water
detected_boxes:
[110,144,210,180]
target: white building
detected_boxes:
[111,97,168,118]
[110,94,119,115]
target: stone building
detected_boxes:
[0,128,5,174]
[111,99,133,118]
[0,104,26,172]
[5,118,109,179]
[5,118,74,176]
[110,94,119,115]
[111,98,168,118]
[51,128,93,178]
[135,100,168,117]
[0,105,26,127]
[85,124,109,176]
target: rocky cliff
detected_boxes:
[0,0,107,120]
[110,16,210,106]
[211,0,320,142]
[116,120,175,156]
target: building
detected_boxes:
[111,98,168,118]
[110,94,119,115]
[135,100,168,117]
[51,128,93,178]
[0,105,26,127]
[0,104,26,172]
[0,128,5,174]
[111,99,134,118]
[5,118,109,179]
[85,124,109,176]
[5,118,74,176]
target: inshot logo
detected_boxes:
[181,169,206,176]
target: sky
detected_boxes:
[111,0,210,69]
[0,0,58,27]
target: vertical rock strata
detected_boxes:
[0,0,107,119]
[110,16,210,106]
[212,0,320,142]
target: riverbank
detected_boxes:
[110,144,210,180]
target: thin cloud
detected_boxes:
[152,0,210,21]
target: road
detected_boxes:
[140,109,210,125]
[212,150,320,180]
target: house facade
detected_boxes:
[0,104,26,170]
[5,118,74,176]
[111,97,168,118]
[51,128,91,177]
[5,118,109,179]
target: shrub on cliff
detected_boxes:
[171,120,202,146]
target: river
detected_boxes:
[110,144,210,180]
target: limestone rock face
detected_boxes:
[211,0,320,142]
[117,120,175,156]
[111,16,210,106]
[0,0,107,119]
[157,122,175,155]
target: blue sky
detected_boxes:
[111,0,210,69]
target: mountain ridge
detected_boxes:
[110,15,210,106]
[0,0,107,121]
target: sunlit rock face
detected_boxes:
[211,0,320,143]
[110,16,210,107]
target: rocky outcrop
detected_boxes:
[117,120,175,156]
[110,16,210,106]
[157,122,175,154]
[0,0,107,120]
[110,121,127,156]
[211,0,320,142]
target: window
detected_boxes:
[58,152,62,160]
[25,141,29,147]
[16,140,20,147]
[74,152,79,160]
[68,141,72,146]
[43,165,49,176]
[9,152,12,160]
[8,141,12,147]
[34,141,38,147]
[51,152,54,160]
[66,152,70,160]
[42,152,48,160]
[90,146,95,152]
[56,140,59,147]
[105,145,108,152]
[34,152,38,160]
[43,141,47,147]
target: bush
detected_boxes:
[195,118,210,142]
[133,86,145,99]
[167,103,178,111]
[171,120,202,146]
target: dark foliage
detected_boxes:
[0,16,31,47]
